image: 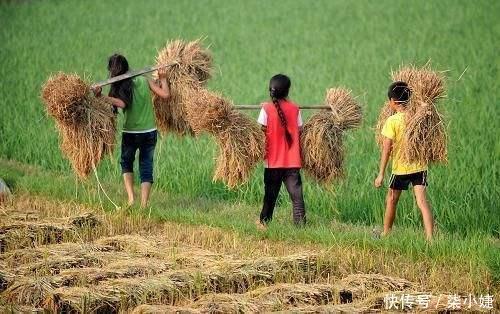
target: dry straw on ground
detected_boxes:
[2,195,498,312]
[376,64,447,164]
[41,73,116,178]
[153,39,212,135]
[301,88,362,184]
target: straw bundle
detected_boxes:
[250,283,336,306]
[193,293,261,313]
[95,234,159,254]
[182,88,264,188]
[41,72,116,178]
[48,286,120,313]
[153,39,212,135]
[41,73,89,126]
[376,64,447,164]
[184,88,233,135]
[0,213,101,253]
[2,277,56,308]
[212,110,264,189]
[338,274,415,299]
[301,88,362,184]
[0,222,68,253]
[154,40,263,187]
[132,304,200,314]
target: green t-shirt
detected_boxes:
[123,76,156,132]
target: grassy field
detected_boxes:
[0,0,499,303]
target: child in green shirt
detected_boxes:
[93,54,170,208]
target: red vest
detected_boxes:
[263,100,302,168]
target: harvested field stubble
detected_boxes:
[1,195,496,312]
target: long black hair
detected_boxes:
[108,54,133,107]
[388,81,411,105]
[269,74,292,146]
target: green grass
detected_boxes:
[0,0,498,278]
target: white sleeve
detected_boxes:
[297,111,303,127]
[257,108,267,126]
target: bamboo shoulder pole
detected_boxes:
[92,65,329,111]
[92,63,174,88]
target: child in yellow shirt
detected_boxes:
[374,81,434,240]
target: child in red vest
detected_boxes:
[256,74,306,229]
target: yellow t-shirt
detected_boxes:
[381,112,427,175]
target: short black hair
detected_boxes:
[387,81,411,104]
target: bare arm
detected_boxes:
[148,68,170,100]
[374,137,392,187]
[148,79,170,99]
[92,86,126,108]
[103,95,126,108]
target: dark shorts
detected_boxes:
[120,130,157,183]
[389,171,428,190]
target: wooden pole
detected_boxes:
[91,63,174,88]
[92,65,330,111]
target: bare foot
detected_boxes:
[127,198,135,207]
[255,220,267,231]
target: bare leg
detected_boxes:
[123,173,135,206]
[383,188,402,236]
[413,185,434,241]
[140,182,152,209]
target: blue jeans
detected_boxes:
[120,131,157,183]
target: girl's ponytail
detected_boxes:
[271,88,293,146]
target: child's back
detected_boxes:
[260,100,302,168]
[256,74,306,228]
[382,112,427,175]
[375,81,434,240]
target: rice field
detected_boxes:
[0,0,499,311]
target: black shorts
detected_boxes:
[389,171,428,190]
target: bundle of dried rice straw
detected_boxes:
[153,39,213,135]
[185,88,264,188]
[376,64,447,164]
[154,39,263,188]
[301,88,362,184]
[41,73,116,178]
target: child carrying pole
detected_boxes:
[256,74,306,229]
